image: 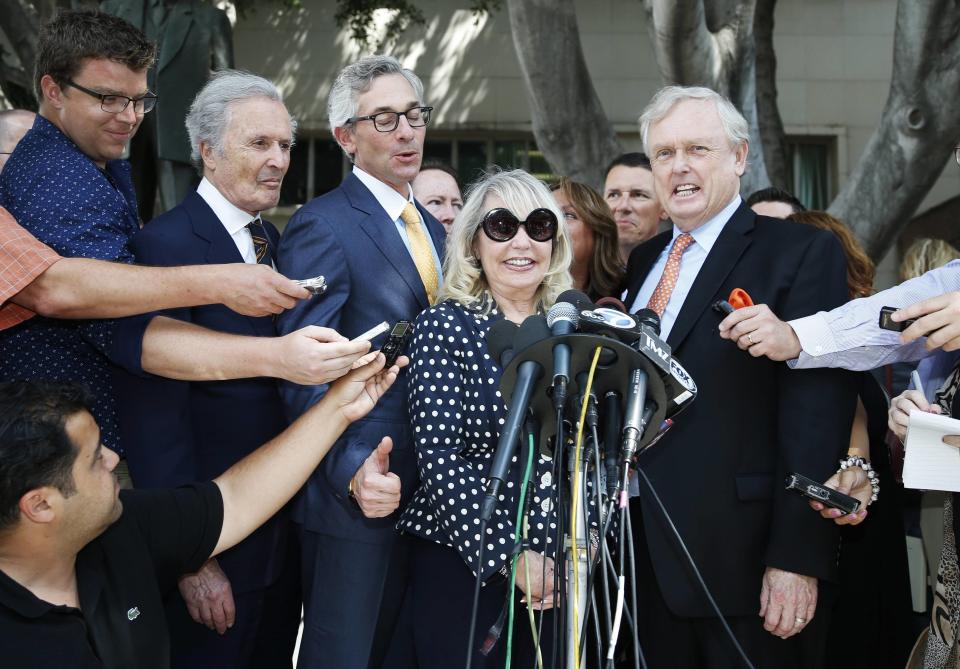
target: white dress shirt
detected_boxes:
[196,177,262,265]
[352,166,443,280]
[789,260,960,370]
[628,195,741,339]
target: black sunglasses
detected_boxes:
[480,208,557,243]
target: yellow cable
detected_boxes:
[570,346,601,669]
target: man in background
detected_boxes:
[604,151,665,265]
[746,186,806,219]
[412,160,462,232]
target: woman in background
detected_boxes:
[550,178,623,300]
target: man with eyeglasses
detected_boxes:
[276,55,446,667]
[0,11,370,489]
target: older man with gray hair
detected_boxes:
[620,85,857,668]
[114,69,334,668]
[276,55,445,667]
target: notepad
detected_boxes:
[903,410,960,492]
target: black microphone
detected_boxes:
[556,288,595,310]
[633,308,661,335]
[481,315,549,522]
[545,301,579,410]
[602,390,622,496]
[486,319,519,367]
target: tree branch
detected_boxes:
[753,0,787,188]
[505,0,621,190]
[830,0,960,260]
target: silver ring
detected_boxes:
[747,333,754,344]
[795,616,806,624]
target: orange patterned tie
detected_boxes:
[400,202,439,304]
[646,233,695,316]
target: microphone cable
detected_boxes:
[569,346,602,669]
[634,465,756,669]
[504,430,538,669]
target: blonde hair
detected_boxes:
[899,238,960,281]
[439,169,572,313]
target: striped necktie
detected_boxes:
[246,219,272,265]
[646,233,695,316]
[400,202,439,304]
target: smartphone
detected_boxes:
[878,306,916,332]
[785,472,861,515]
[352,321,389,343]
[294,275,327,296]
[380,320,413,367]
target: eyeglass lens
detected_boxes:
[482,209,556,242]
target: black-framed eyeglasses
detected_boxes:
[481,208,558,243]
[955,145,960,166]
[346,106,433,133]
[64,78,158,114]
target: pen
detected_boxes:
[911,369,925,398]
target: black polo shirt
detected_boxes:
[0,482,223,668]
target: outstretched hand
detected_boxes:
[326,354,408,423]
[717,304,802,361]
[896,291,960,351]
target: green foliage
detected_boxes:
[334,0,500,50]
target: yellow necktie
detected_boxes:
[400,202,439,304]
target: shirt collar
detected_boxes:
[197,177,259,235]
[671,195,741,254]
[352,165,414,222]
[0,566,60,619]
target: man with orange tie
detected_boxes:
[620,86,857,668]
[276,55,445,667]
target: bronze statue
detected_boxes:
[101,0,234,220]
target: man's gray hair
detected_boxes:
[327,55,424,140]
[639,86,749,154]
[185,69,297,169]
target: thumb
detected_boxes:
[298,325,348,343]
[373,437,393,474]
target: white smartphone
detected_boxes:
[352,321,389,343]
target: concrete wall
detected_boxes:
[233,0,959,285]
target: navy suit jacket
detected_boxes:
[621,203,858,617]
[114,191,290,593]
[276,172,446,541]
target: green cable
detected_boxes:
[505,431,536,669]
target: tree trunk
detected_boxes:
[504,0,622,191]
[753,0,787,189]
[830,0,960,261]
[642,0,771,196]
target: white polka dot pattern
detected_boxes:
[0,116,141,453]
[397,298,599,581]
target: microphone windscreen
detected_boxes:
[633,308,661,335]
[486,319,519,365]
[514,314,551,352]
[595,296,627,313]
[556,289,594,310]
[546,301,580,328]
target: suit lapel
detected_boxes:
[343,174,431,310]
[183,192,273,336]
[666,202,754,350]
[623,232,671,308]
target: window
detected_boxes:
[784,136,835,210]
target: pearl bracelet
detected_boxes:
[838,455,879,503]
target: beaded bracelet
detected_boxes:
[838,454,879,504]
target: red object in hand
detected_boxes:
[727,288,754,310]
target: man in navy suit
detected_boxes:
[276,55,446,668]
[116,71,369,668]
[620,86,857,668]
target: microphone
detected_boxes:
[481,315,549,522]
[620,367,650,463]
[602,391,622,496]
[633,308,661,335]
[545,301,579,410]
[487,319,519,367]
